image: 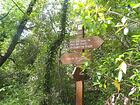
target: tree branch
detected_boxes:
[0,0,37,67]
[11,0,25,14]
[107,11,140,23]
[0,6,14,20]
[127,63,140,68]
[47,10,57,33]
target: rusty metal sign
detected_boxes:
[60,53,87,65]
[69,36,104,50]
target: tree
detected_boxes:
[0,0,140,105]
[0,0,37,66]
[69,0,140,104]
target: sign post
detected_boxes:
[72,27,85,105]
[60,24,104,105]
[72,67,84,105]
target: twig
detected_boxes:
[114,93,120,105]
[8,57,16,64]
[0,6,14,20]
[107,11,140,23]
[11,0,25,14]
[47,10,57,33]
[127,63,140,68]
[114,33,129,48]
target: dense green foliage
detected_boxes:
[0,0,140,105]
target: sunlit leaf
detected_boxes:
[132,35,140,43]
[0,87,5,92]
[118,70,123,82]
[130,74,136,79]
[132,3,140,9]
[107,20,111,24]
[121,16,127,24]
[115,23,123,27]
[115,58,122,63]
[123,27,129,35]
[85,61,88,66]
[128,87,137,96]
[115,27,124,34]
[113,80,121,92]
[104,82,107,89]
[119,61,127,74]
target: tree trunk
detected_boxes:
[0,0,37,67]
[42,0,69,105]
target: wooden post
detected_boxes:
[75,26,84,105]
[72,67,84,105]
[76,80,84,105]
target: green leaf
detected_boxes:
[123,27,129,35]
[121,16,127,24]
[118,70,123,82]
[132,35,140,43]
[115,58,122,63]
[113,80,121,92]
[128,87,137,96]
[85,61,89,66]
[119,61,127,74]
[132,3,140,9]
[115,27,124,34]
[0,87,5,92]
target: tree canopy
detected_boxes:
[0,0,140,105]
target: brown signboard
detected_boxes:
[60,53,86,65]
[69,36,104,50]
